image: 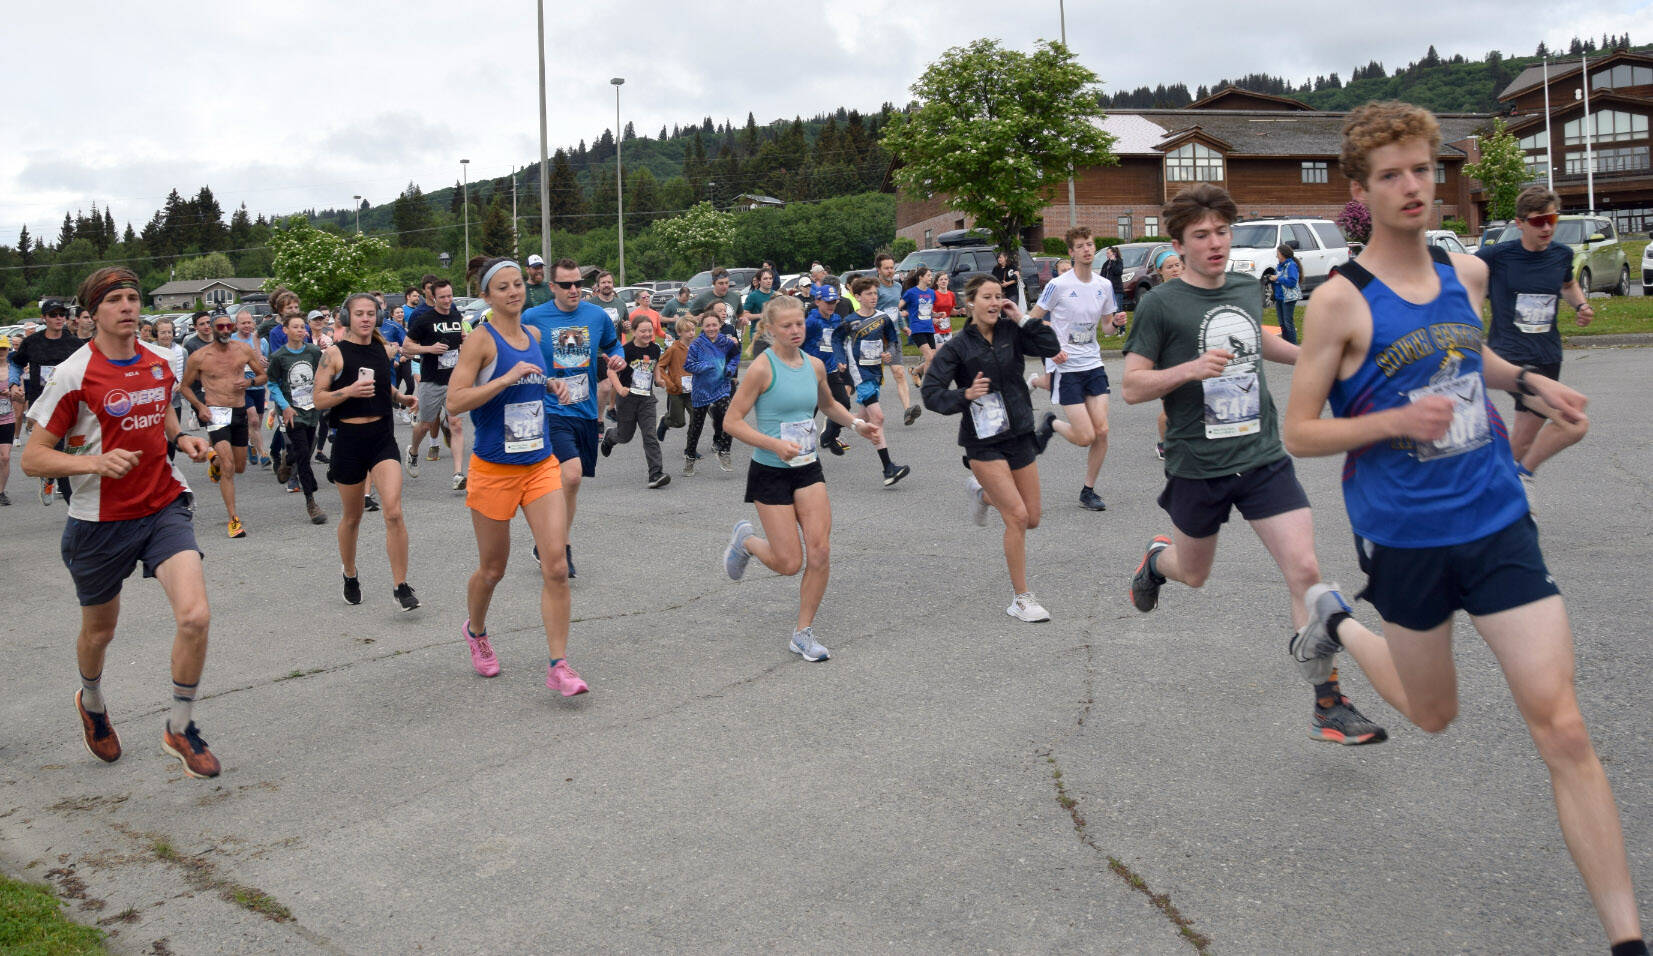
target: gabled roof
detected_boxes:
[1187,86,1314,111]
[1504,90,1653,134]
[1119,110,1486,158]
[150,278,269,296]
[1155,126,1235,152]
[1500,50,1653,101]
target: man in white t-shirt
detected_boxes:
[1030,225,1127,511]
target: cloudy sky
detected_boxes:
[5,0,1647,247]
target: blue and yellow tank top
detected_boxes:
[470,323,552,466]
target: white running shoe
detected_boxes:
[1006,592,1051,623]
[966,476,990,527]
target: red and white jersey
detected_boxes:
[26,340,191,522]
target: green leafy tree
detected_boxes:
[653,202,736,269]
[173,252,236,281]
[264,216,394,311]
[889,236,918,260]
[1465,118,1532,221]
[883,39,1116,258]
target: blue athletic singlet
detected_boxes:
[470,323,552,466]
[751,350,821,469]
[1327,248,1527,548]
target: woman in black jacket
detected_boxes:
[920,276,1061,623]
[1099,246,1125,303]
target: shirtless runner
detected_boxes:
[181,314,267,538]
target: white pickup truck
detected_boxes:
[1226,218,1351,297]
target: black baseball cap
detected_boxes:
[41,298,69,316]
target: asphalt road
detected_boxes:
[1,347,1648,955]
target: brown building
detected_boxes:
[1498,50,1653,232]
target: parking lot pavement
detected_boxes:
[1,347,1647,953]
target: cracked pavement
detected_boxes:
[2,347,1648,954]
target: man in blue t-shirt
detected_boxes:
[1475,186,1594,484]
[523,257,626,578]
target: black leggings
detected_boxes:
[282,422,320,495]
[684,397,731,457]
[820,370,854,444]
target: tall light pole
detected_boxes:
[612,77,626,285]
[536,0,550,266]
[1581,54,1596,212]
[352,195,362,233]
[1060,0,1077,227]
[460,158,471,267]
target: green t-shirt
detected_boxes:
[265,344,324,428]
[1122,273,1284,479]
[588,294,629,328]
[742,289,774,317]
[688,288,744,323]
[524,282,553,308]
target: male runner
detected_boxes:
[181,312,266,538]
[1283,101,1644,955]
[1122,182,1386,745]
[836,276,912,486]
[21,267,222,779]
[11,297,82,504]
[689,269,745,338]
[1029,225,1127,511]
[872,253,919,424]
[588,270,630,423]
[265,313,327,524]
[232,310,269,466]
[404,278,468,489]
[523,258,627,578]
[1477,185,1593,491]
[808,285,853,455]
[660,285,695,321]
[523,254,553,308]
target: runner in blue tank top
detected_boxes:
[446,256,590,698]
[1283,102,1643,954]
[717,295,882,662]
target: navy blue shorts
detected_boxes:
[61,493,200,607]
[549,414,600,478]
[1157,456,1309,539]
[1355,514,1559,631]
[244,387,267,414]
[1055,365,1111,405]
[1510,360,1562,416]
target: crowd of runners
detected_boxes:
[5,101,1644,953]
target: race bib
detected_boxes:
[918,301,933,320]
[291,381,315,410]
[559,375,590,405]
[858,337,884,365]
[0,394,12,417]
[969,392,1009,439]
[1514,293,1557,334]
[603,307,619,323]
[681,373,693,392]
[1406,372,1491,461]
[1067,325,1096,346]
[208,405,233,428]
[39,365,57,384]
[630,365,654,396]
[1202,371,1261,439]
[779,417,817,467]
[934,331,951,347]
[503,399,545,453]
[438,349,459,369]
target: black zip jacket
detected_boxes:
[920,315,1059,446]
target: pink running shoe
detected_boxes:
[546,660,589,697]
[464,620,500,677]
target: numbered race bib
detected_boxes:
[934,331,951,347]
[969,392,1009,439]
[0,394,12,417]
[918,301,933,321]
[291,381,315,410]
[1406,372,1491,461]
[857,337,884,365]
[630,365,654,396]
[681,373,693,392]
[1202,370,1261,439]
[503,400,545,453]
[208,405,233,428]
[1514,293,1557,334]
[438,349,459,369]
[40,365,57,385]
[559,375,591,405]
[1067,324,1096,346]
[779,418,818,467]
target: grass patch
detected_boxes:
[229,888,291,922]
[0,873,105,954]
[148,840,176,862]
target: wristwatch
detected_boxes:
[1516,366,1538,397]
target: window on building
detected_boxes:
[1435,163,1447,183]
[1300,161,1327,184]
[1592,64,1653,91]
[924,229,933,249]
[1518,131,1548,151]
[1143,216,1159,238]
[1524,153,1552,178]
[1116,216,1133,240]
[1563,109,1649,145]
[1166,142,1224,182]
[1610,205,1653,233]
[1563,145,1651,174]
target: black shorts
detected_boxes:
[1510,361,1562,416]
[327,418,400,486]
[206,407,249,448]
[1356,514,1559,630]
[61,493,199,606]
[961,433,1039,471]
[548,414,600,478]
[744,459,826,505]
[244,387,267,414]
[909,332,937,349]
[0,421,12,444]
[1157,456,1310,539]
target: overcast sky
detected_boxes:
[5,0,1646,246]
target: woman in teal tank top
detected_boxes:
[718,295,882,663]
[446,256,589,697]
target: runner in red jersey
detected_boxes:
[21,267,224,779]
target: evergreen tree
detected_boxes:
[480,195,514,257]
[547,149,584,232]
[392,182,433,248]
[450,180,464,215]
[229,203,253,249]
[103,208,117,250]
[18,225,34,282]
[59,212,75,249]
[192,186,225,251]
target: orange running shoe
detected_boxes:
[161,722,221,778]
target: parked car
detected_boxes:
[1111,241,1175,310]
[1553,215,1630,295]
[893,240,1045,303]
[684,267,761,293]
[1226,218,1351,296]
[1641,242,1653,296]
[1425,230,1469,255]
[1479,221,1515,249]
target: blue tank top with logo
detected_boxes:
[751,350,822,469]
[470,323,552,466]
[1326,247,1527,548]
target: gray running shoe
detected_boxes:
[966,476,990,527]
[789,626,830,662]
[724,520,754,581]
[1130,536,1172,612]
[1290,583,1351,685]
[717,448,733,472]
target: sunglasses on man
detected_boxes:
[1524,213,1560,228]
[552,280,582,289]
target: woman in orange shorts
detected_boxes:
[446,256,587,696]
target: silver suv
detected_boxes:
[1226,218,1351,296]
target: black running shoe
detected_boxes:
[394,583,420,612]
[655,420,668,442]
[342,574,362,605]
[1312,696,1389,746]
[363,494,380,512]
[1079,487,1106,511]
[883,463,911,487]
[1033,412,1057,454]
[600,436,613,458]
[647,473,671,489]
[1130,536,1171,612]
[825,437,846,456]
[314,451,330,464]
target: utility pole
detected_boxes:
[511,166,519,259]
[536,0,551,265]
[1061,0,1077,227]
[461,158,471,268]
[613,77,627,285]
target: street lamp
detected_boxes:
[352,195,362,234]
[536,0,551,267]
[1060,0,1076,227]
[439,251,452,269]
[460,158,471,266]
[612,77,626,286]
